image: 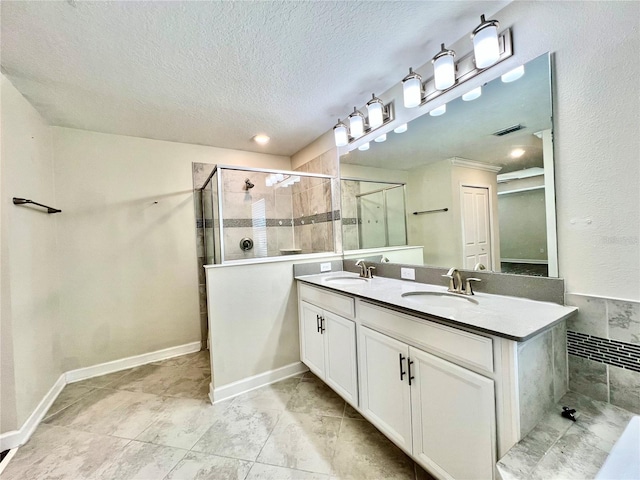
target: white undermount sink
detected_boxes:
[323,276,369,285]
[401,291,479,306]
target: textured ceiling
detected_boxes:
[1,1,509,156]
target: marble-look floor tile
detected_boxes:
[161,365,211,400]
[247,463,330,480]
[1,424,129,480]
[529,423,608,480]
[72,368,133,388]
[286,376,345,418]
[44,383,96,419]
[232,377,301,412]
[568,354,609,402]
[136,397,223,449]
[45,388,167,439]
[257,411,341,475]
[560,391,635,452]
[164,451,252,480]
[151,351,206,368]
[90,440,186,479]
[192,403,280,461]
[343,403,364,420]
[331,418,415,480]
[108,363,210,400]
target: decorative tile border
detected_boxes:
[197,211,341,229]
[567,330,640,373]
[341,217,361,225]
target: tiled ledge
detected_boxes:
[497,391,637,479]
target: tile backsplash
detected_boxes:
[565,293,640,414]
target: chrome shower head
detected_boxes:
[244,178,255,190]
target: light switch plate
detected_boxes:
[401,267,415,280]
[320,262,332,273]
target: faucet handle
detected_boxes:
[464,277,481,295]
[442,274,456,292]
[367,266,376,279]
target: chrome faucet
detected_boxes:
[474,263,486,271]
[442,267,462,293]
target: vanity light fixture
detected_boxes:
[502,65,525,83]
[333,119,349,147]
[253,134,270,145]
[366,94,385,128]
[374,133,387,143]
[432,44,456,91]
[394,123,408,134]
[358,142,370,151]
[429,104,447,117]
[472,15,500,69]
[402,68,423,108]
[399,17,512,110]
[348,107,366,138]
[462,86,482,101]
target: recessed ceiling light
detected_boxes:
[253,134,270,145]
[510,148,525,158]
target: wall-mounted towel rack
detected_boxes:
[413,208,448,215]
[13,198,61,214]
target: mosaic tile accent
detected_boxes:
[567,330,640,373]
[341,217,360,225]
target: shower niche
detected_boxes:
[200,165,336,264]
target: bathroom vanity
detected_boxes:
[296,272,576,480]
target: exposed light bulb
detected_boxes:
[432,44,456,91]
[502,65,525,83]
[358,142,370,151]
[429,104,447,117]
[402,68,423,108]
[394,124,408,134]
[472,15,500,69]
[462,86,482,102]
[374,134,387,143]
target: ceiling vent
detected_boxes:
[492,124,525,136]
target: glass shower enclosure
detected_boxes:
[201,166,335,264]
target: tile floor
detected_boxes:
[2,351,432,480]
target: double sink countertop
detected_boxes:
[295,271,577,342]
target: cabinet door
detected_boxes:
[324,311,358,405]
[358,326,412,453]
[409,346,496,480]
[300,301,325,378]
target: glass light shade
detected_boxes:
[333,120,349,147]
[275,173,284,182]
[358,142,370,151]
[429,104,446,117]
[510,148,525,158]
[265,178,273,187]
[374,134,387,143]
[473,28,499,68]
[349,108,365,138]
[462,86,482,101]
[432,45,455,91]
[253,134,270,145]
[402,68,423,108]
[501,65,525,83]
[394,123,408,134]
[367,94,384,128]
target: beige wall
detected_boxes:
[295,2,640,300]
[52,128,291,370]
[1,75,63,430]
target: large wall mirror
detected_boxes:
[340,53,557,277]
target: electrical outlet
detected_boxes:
[320,262,332,273]
[401,267,415,280]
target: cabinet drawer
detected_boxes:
[299,283,355,319]
[357,300,493,374]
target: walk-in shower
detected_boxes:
[200,165,335,264]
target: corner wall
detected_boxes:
[1,74,63,431]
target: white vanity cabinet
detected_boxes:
[298,284,358,405]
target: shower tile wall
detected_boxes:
[565,293,640,414]
[294,148,341,254]
[341,180,360,251]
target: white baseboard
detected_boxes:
[0,341,202,452]
[210,361,308,404]
[65,341,201,383]
[0,373,66,452]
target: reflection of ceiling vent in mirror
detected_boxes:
[492,124,525,136]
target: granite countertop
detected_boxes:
[296,272,577,341]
